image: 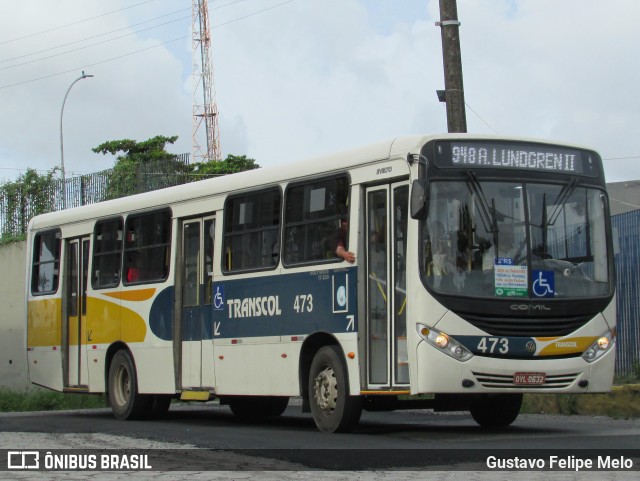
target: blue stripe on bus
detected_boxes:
[149,286,174,341]
[211,267,357,339]
[148,267,357,341]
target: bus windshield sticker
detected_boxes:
[494,259,528,297]
[532,270,555,298]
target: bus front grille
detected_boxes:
[472,371,580,389]
[461,313,593,337]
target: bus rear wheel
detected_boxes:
[309,345,362,433]
[108,350,152,420]
[470,393,522,427]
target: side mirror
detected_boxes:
[411,179,428,220]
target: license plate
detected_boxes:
[513,372,546,385]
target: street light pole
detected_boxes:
[59,71,94,209]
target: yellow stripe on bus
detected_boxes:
[27,297,147,347]
[86,297,147,344]
[27,298,62,347]
[102,288,156,302]
[536,337,597,356]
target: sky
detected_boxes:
[1,0,639,183]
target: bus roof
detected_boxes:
[28,135,425,231]
[27,133,596,231]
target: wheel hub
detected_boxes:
[314,366,337,411]
[114,365,131,407]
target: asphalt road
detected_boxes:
[1,402,639,478]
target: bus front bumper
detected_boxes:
[414,340,615,395]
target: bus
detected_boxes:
[25,134,616,433]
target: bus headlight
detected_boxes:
[582,328,616,363]
[416,324,473,362]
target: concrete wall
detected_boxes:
[608,180,640,216]
[0,240,30,390]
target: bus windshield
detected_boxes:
[422,179,611,300]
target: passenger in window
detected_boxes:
[335,209,355,263]
[126,253,145,282]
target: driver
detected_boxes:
[482,223,520,271]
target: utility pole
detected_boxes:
[437,0,467,133]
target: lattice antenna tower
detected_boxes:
[192,0,221,162]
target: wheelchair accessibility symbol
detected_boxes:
[532,270,555,298]
[213,285,225,310]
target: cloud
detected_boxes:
[0,0,639,183]
[0,0,192,178]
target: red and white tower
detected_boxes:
[192,0,221,162]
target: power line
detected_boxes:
[0,35,188,90]
[0,9,191,66]
[0,1,154,46]
[213,0,296,28]
[604,156,640,161]
[464,100,499,134]
[0,14,192,73]
[610,198,640,209]
[0,0,296,90]
[0,1,252,67]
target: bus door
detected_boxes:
[179,217,215,389]
[64,237,90,388]
[365,183,409,388]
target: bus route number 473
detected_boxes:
[513,372,546,385]
[293,294,313,314]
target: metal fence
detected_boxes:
[0,154,192,239]
[612,209,640,377]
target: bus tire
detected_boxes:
[228,396,290,419]
[107,350,152,420]
[470,393,522,428]
[309,345,362,433]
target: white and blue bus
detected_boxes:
[26,134,616,432]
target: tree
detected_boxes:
[0,167,57,243]
[190,154,260,177]
[92,135,179,163]
[92,135,187,199]
[92,135,261,200]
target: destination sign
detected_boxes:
[433,141,599,176]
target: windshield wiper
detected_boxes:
[465,171,497,236]
[547,177,579,226]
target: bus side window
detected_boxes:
[31,230,61,294]
[123,210,171,284]
[283,175,350,266]
[223,188,281,273]
[92,218,123,289]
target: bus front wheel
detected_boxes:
[108,350,152,420]
[470,393,522,427]
[309,345,362,433]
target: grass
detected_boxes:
[521,384,640,419]
[520,370,640,419]
[0,388,105,412]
